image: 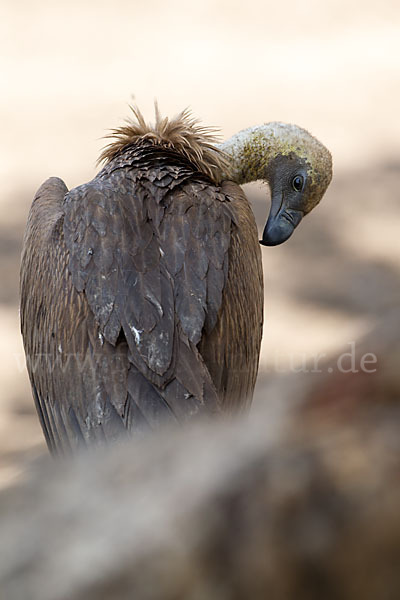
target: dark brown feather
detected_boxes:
[20,141,263,453]
[199,181,264,412]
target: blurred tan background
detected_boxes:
[1,0,399,487]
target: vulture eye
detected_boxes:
[292,175,304,192]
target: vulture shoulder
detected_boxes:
[199,180,263,412]
[20,164,253,453]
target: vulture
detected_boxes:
[20,107,332,454]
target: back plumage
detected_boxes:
[20,107,263,453]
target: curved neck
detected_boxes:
[219,123,303,185]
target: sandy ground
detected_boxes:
[0,0,399,487]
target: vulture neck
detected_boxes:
[219,122,304,185]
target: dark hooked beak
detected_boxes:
[260,192,304,246]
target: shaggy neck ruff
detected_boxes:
[98,105,229,184]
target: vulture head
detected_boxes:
[219,122,332,246]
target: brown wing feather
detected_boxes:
[198,181,264,412]
[21,165,241,453]
[63,170,234,389]
[20,178,131,453]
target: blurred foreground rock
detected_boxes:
[2,307,400,599]
[1,395,400,599]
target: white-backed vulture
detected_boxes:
[20,107,332,454]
